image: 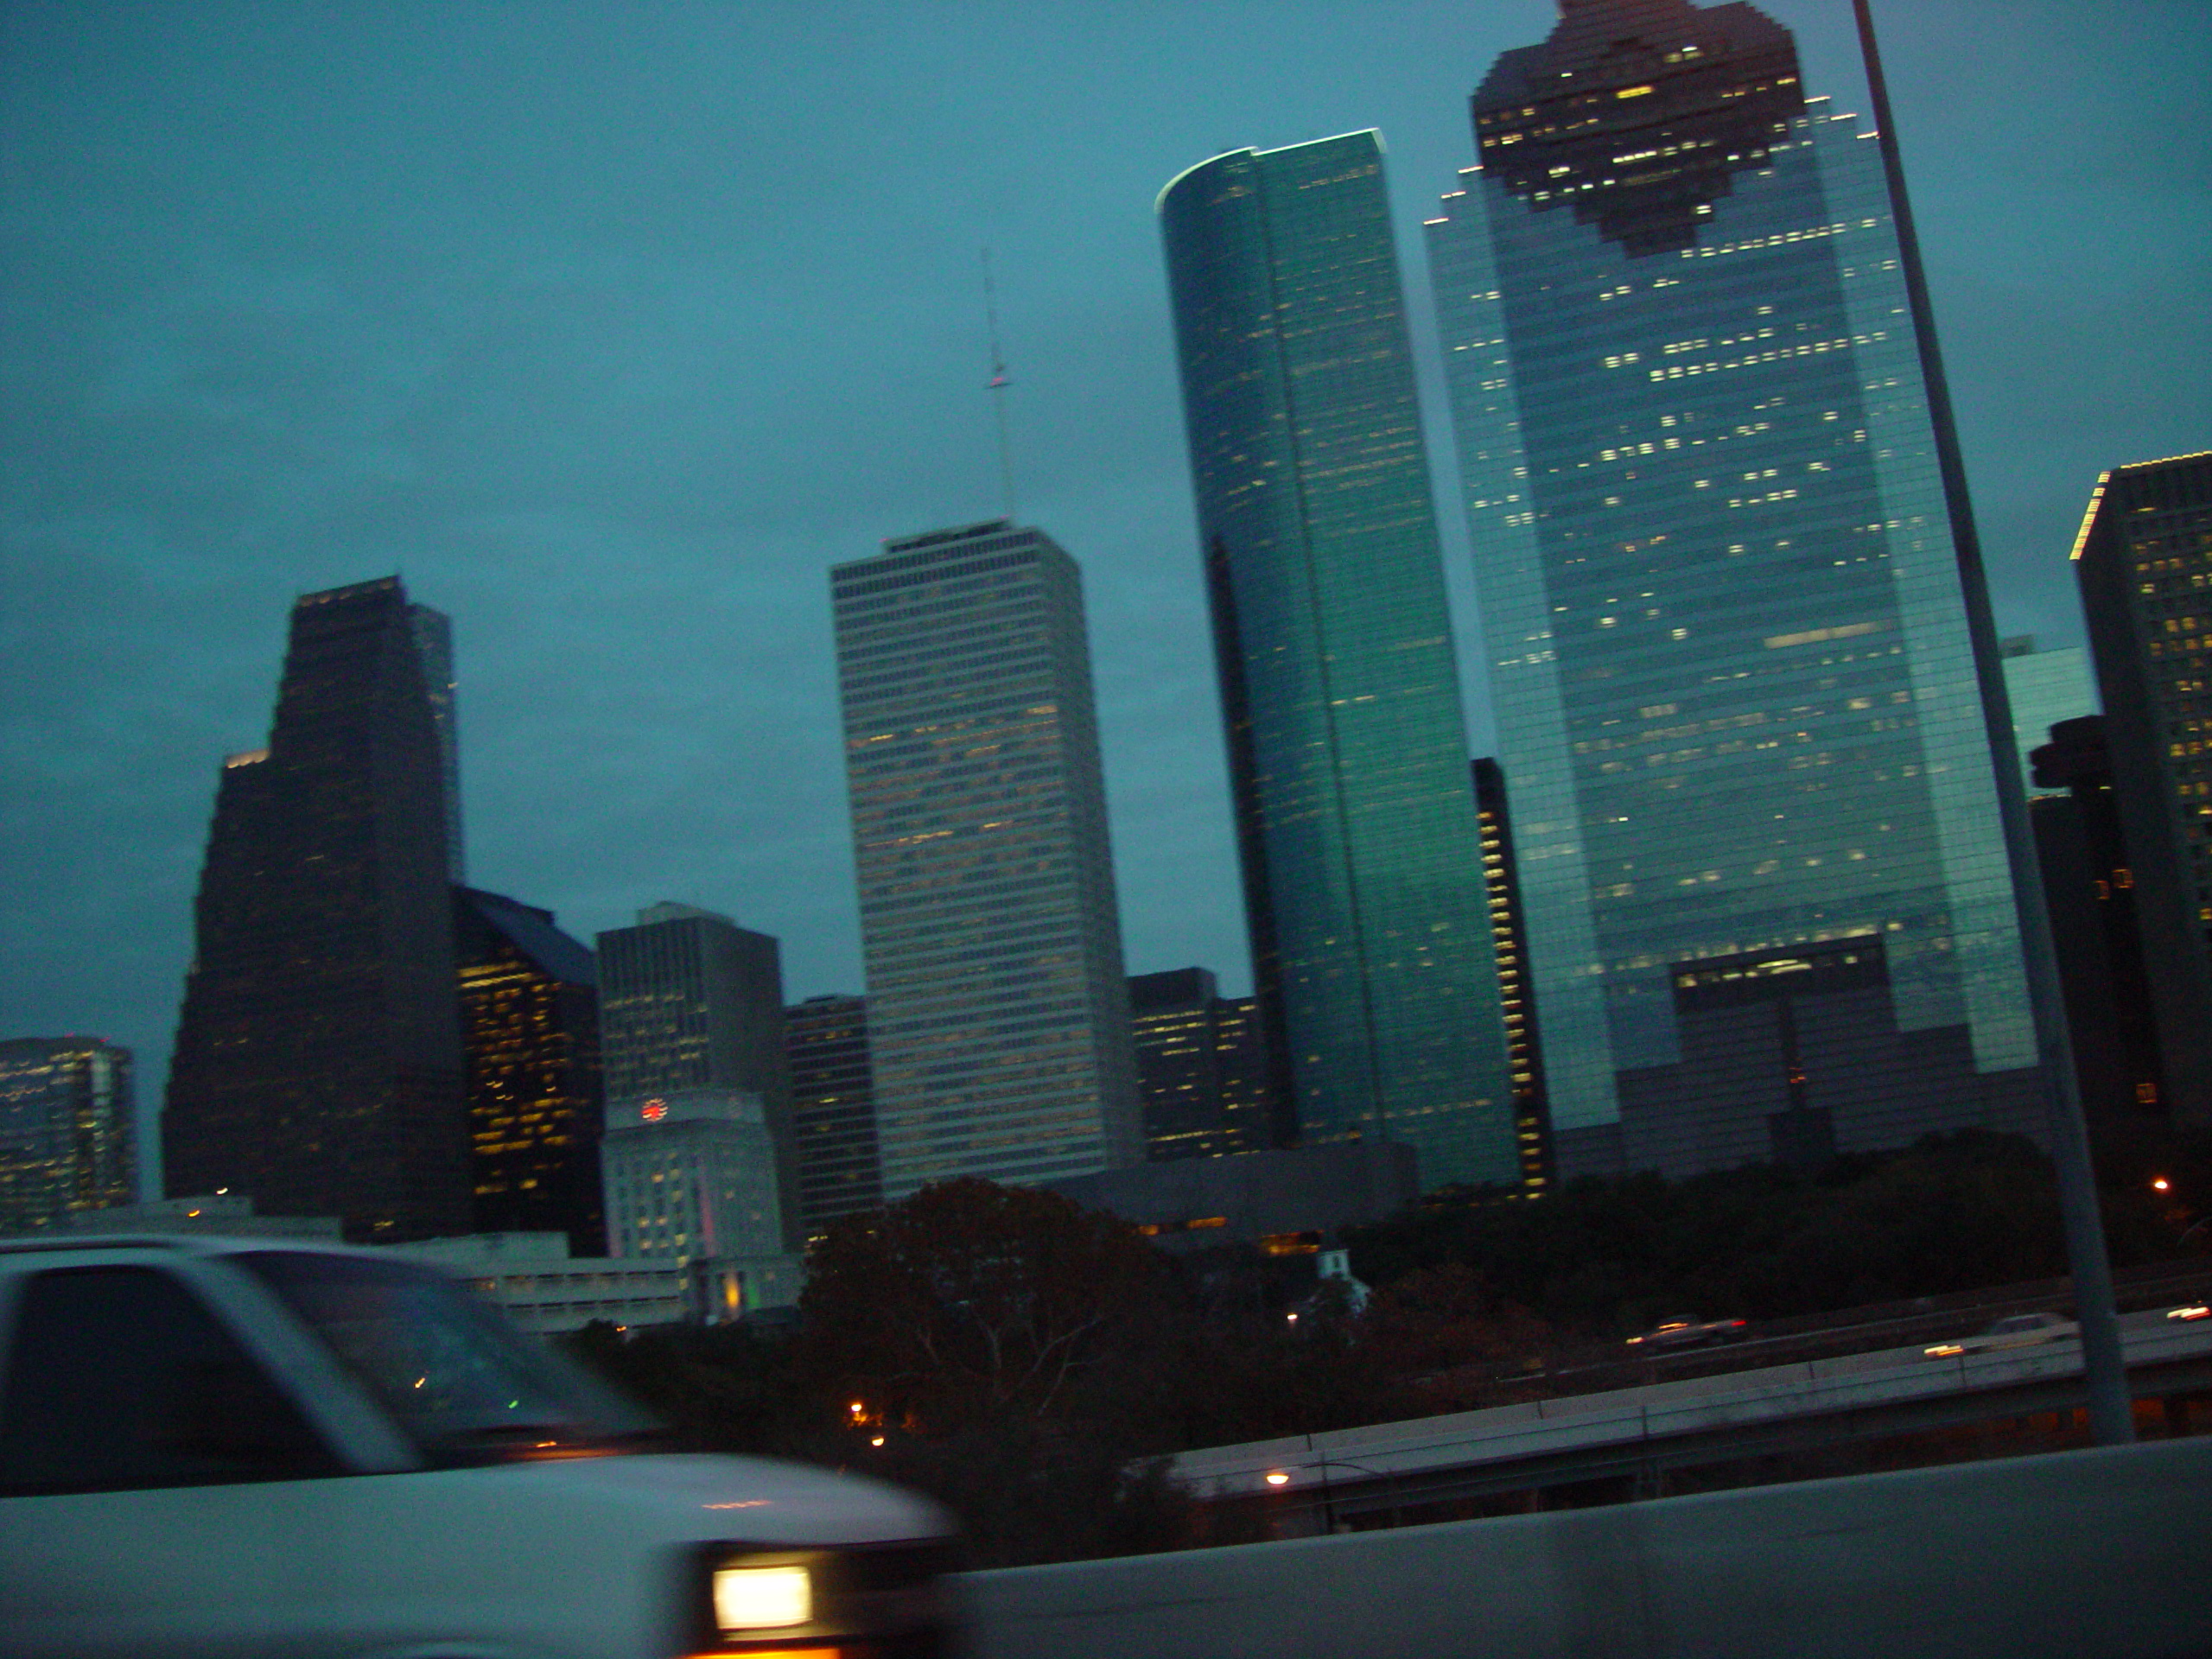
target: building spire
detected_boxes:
[982,246,1017,520]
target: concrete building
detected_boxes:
[385,1230,799,1333]
[2071,449,2212,1122]
[165,577,469,1241]
[1158,134,1517,1193]
[1428,0,2046,1177]
[0,1038,134,1233]
[596,903,798,1249]
[600,1089,791,1271]
[832,520,1141,1198]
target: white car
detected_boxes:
[0,1235,956,1658]
[1924,1310,2080,1359]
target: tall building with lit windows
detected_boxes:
[2071,451,2212,1123]
[454,887,604,1253]
[1128,968,1281,1163]
[1159,132,1520,1193]
[165,576,469,1240]
[832,520,1141,1198]
[0,1038,134,1234]
[1472,761,1552,1191]
[1428,0,2044,1177]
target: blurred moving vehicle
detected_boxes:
[2167,1302,2210,1323]
[1624,1315,1749,1350]
[0,1236,956,1658]
[1924,1311,2079,1358]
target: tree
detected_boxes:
[797,1177,1160,1436]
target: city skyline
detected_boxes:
[3,3,2204,1176]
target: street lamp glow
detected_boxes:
[1265,1471,1291,1486]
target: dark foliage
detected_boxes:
[1344,1131,2072,1335]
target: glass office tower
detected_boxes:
[1428,0,2040,1176]
[1160,133,1519,1192]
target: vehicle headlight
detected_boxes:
[714,1565,811,1630]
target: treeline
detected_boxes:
[561,1128,2211,1566]
[1344,1124,2210,1336]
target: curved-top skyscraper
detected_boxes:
[1429,0,2044,1177]
[1159,132,1519,1193]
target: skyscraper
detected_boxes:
[165,576,469,1240]
[832,519,1141,1198]
[0,1038,134,1234]
[1428,0,2044,1176]
[595,902,800,1249]
[454,887,605,1253]
[2029,718,2171,1122]
[1159,132,1519,1192]
[2070,450,2212,1122]
[784,993,884,1236]
[1128,968,1281,1163]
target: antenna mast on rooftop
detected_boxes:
[982,247,1017,521]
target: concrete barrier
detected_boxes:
[957,1437,2212,1659]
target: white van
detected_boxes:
[0,1236,956,1658]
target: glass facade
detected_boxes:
[833,520,1141,1198]
[594,903,799,1250]
[1159,132,1519,1192]
[2000,637,2097,798]
[164,577,470,1241]
[0,1038,134,1234]
[1429,0,2039,1174]
[454,887,605,1254]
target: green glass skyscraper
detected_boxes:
[1159,131,1518,1192]
[1428,0,2044,1176]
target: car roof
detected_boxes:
[0,1234,396,1263]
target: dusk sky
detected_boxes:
[3,0,2206,1178]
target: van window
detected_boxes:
[0,1265,340,1494]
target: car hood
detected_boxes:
[475,1450,955,1548]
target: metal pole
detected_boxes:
[1851,0,2131,1445]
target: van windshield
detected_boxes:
[235,1250,661,1465]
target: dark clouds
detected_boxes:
[2,0,2206,1185]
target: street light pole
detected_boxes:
[1852,0,2132,1446]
